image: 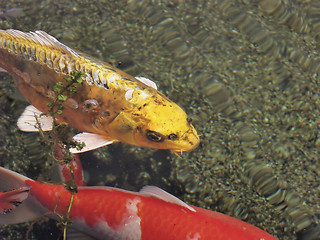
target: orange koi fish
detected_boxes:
[0,166,278,240]
[0,29,199,153]
[53,144,86,186]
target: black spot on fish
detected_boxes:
[153,98,167,107]
[103,83,109,89]
[2,208,13,214]
[9,200,22,206]
[30,55,37,62]
[182,136,188,141]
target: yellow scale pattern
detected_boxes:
[0,30,120,89]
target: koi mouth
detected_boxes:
[171,134,200,154]
[178,130,200,153]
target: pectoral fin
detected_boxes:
[17,105,53,132]
[139,186,195,212]
[70,132,117,153]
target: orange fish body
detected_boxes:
[0,29,199,153]
[0,167,278,240]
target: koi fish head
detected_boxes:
[134,104,200,153]
[106,91,200,153]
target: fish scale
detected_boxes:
[0,166,278,240]
[0,29,199,153]
[0,29,118,88]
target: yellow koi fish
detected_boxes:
[0,29,199,153]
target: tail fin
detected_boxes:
[0,167,30,192]
[0,187,30,214]
[0,167,44,225]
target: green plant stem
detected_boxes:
[63,191,74,240]
[41,72,84,239]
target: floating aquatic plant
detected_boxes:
[36,71,85,240]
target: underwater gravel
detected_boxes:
[0,0,319,239]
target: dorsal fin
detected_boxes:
[0,29,79,57]
[0,29,125,88]
[139,186,196,212]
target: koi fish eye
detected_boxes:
[168,133,178,140]
[146,130,164,142]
